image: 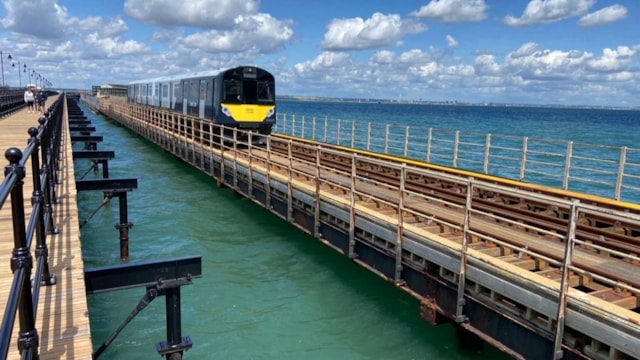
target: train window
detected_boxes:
[242,80,257,104]
[175,83,182,100]
[224,80,240,103]
[200,80,207,100]
[189,80,199,105]
[257,81,274,103]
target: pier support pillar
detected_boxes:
[115,192,133,261]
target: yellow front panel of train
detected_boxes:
[223,104,273,122]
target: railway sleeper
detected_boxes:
[497,254,538,271]
[588,288,637,310]
[536,268,581,287]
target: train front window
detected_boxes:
[257,81,274,103]
[224,80,240,103]
[222,70,275,105]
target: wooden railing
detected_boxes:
[97,100,640,359]
[275,114,640,203]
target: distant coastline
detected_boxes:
[277,94,640,111]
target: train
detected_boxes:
[127,66,276,138]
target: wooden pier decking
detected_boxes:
[0,98,93,359]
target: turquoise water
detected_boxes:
[77,104,510,359]
[79,100,640,359]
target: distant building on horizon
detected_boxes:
[91,83,127,97]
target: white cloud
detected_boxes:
[124,0,259,29]
[506,46,592,80]
[578,4,627,28]
[587,46,635,72]
[509,42,541,58]
[1,0,69,39]
[321,13,427,51]
[294,52,353,76]
[474,54,500,75]
[411,0,488,23]
[84,33,150,58]
[398,49,434,64]
[288,37,640,106]
[504,0,595,27]
[182,13,293,54]
[72,16,129,38]
[370,50,395,65]
[446,35,459,48]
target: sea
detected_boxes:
[78,99,640,359]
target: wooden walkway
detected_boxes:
[0,97,93,359]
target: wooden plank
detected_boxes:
[0,97,93,359]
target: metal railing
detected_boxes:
[275,114,640,203]
[0,90,27,118]
[0,95,64,359]
[104,101,640,358]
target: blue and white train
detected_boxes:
[127,66,276,135]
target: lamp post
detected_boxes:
[0,50,7,87]
[11,61,22,88]
[25,65,31,86]
[6,53,13,88]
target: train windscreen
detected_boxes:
[223,67,275,105]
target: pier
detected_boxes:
[0,95,93,359]
[1,92,639,359]
[87,95,639,360]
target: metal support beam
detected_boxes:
[85,256,201,359]
[68,120,91,125]
[71,135,104,142]
[76,178,137,192]
[69,126,96,132]
[84,256,202,294]
[72,150,114,161]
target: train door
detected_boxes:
[199,80,207,118]
[182,81,188,115]
[186,79,199,116]
[160,83,169,108]
[154,82,162,106]
[172,82,179,111]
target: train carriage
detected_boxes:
[127,66,276,137]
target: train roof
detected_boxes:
[127,69,225,85]
[127,66,273,85]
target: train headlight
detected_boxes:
[266,106,275,118]
[222,106,231,116]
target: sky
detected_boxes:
[0,0,638,107]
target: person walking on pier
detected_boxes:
[24,86,35,113]
[35,87,46,114]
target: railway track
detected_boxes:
[261,136,640,311]
[101,100,640,359]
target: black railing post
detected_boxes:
[50,110,63,180]
[28,127,56,286]
[5,147,40,357]
[47,112,61,201]
[38,117,58,235]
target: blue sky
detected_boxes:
[0,0,638,107]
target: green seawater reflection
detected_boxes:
[78,103,510,359]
